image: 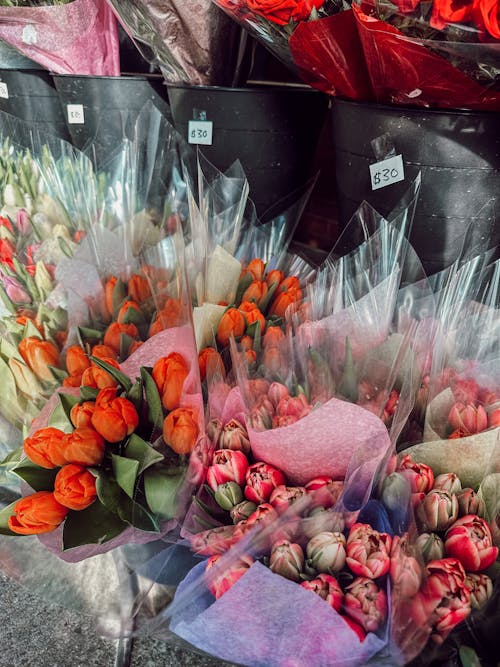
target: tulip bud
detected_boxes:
[206,449,249,492]
[269,540,304,582]
[230,500,258,524]
[268,382,290,408]
[269,485,306,514]
[305,477,344,509]
[344,578,388,634]
[465,573,493,609]
[346,523,392,579]
[416,532,445,563]
[218,419,250,454]
[301,573,343,611]
[306,531,346,575]
[245,461,286,504]
[8,358,44,399]
[205,553,253,599]
[397,455,434,493]
[448,401,488,435]
[416,490,458,532]
[390,534,422,598]
[206,418,222,446]
[214,482,244,511]
[456,487,485,517]
[444,515,498,572]
[34,261,54,300]
[433,473,462,495]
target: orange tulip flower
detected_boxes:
[262,325,286,348]
[152,353,189,411]
[241,258,265,282]
[81,357,120,389]
[91,344,118,361]
[18,337,60,382]
[63,427,106,466]
[128,274,151,304]
[216,308,246,347]
[149,298,182,336]
[163,407,199,455]
[241,280,268,306]
[239,301,266,333]
[269,285,303,319]
[103,322,139,354]
[198,347,226,382]
[116,299,142,324]
[70,401,96,429]
[65,345,90,376]
[104,275,119,318]
[91,387,139,443]
[23,427,67,469]
[266,269,284,287]
[54,464,97,511]
[8,491,69,535]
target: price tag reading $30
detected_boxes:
[369,154,405,190]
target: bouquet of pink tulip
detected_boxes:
[386,453,499,656]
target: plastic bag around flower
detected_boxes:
[212,0,373,101]
[399,257,500,486]
[127,479,407,667]
[0,112,101,442]
[0,0,120,76]
[352,2,500,110]
[106,0,242,85]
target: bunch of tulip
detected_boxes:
[62,269,185,389]
[389,455,499,645]
[443,376,500,439]
[214,257,303,362]
[184,416,403,642]
[1,351,200,549]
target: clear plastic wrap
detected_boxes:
[353,0,500,110]
[212,0,374,99]
[0,0,120,75]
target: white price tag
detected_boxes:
[0,82,8,99]
[67,104,85,125]
[188,120,213,146]
[369,154,405,191]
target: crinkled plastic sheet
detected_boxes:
[106,0,242,85]
[0,0,120,75]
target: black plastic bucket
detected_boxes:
[0,69,70,141]
[52,74,172,166]
[167,83,329,218]
[331,99,500,274]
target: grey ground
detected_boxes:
[0,571,233,667]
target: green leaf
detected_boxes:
[0,447,23,468]
[125,433,164,475]
[23,318,43,340]
[0,354,20,413]
[116,495,160,532]
[12,462,58,492]
[126,377,143,413]
[234,272,253,307]
[143,467,185,520]
[0,500,19,536]
[77,326,103,347]
[48,365,68,383]
[112,278,127,318]
[47,397,74,433]
[112,454,139,499]
[89,356,132,392]
[119,333,136,360]
[80,386,100,401]
[62,501,126,550]
[140,367,164,429]
[459,646,481,667]
[94,471,123,513]
[119,305,145,326]
[259,280,279,314]
[338,337,358,402]
[245,318,261,340]
[0,338,23,362]
[0,283,16,315]
[58,393,80,422]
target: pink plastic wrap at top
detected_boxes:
[33,326,204,562]
[288,10,374,101]
[353,5,500,111]
[0,0,120,76]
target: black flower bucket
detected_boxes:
[52,74,171,166]
[331,99,500,274]
[0,68,70,141]
[167,83,329,219]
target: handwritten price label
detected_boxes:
[188,120,213,146]
[67,104,85,125]
[0,83,8,100]
[369,154,405,191]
